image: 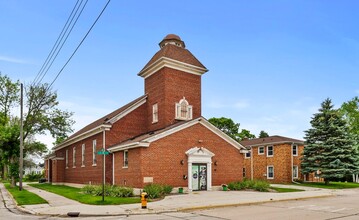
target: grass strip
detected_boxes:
[4,183,48,206]
[298,182,359,189]
[270,187,304,193]
[29,183,140,205]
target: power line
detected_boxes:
[48,0,111,89]
[32,0,88,86]
[32,0,81,85]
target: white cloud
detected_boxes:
[0,55,31,64]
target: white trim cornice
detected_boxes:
[138,57,208,79]
[108,142,150,153]
[244,141,303,148]
[53,124,111,151]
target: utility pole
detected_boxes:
[19,83,24,191]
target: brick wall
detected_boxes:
[145,67,202,132]
[52,102,148,185]
[243,144,304,183]
[113,123,244,188]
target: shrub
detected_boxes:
[252,180,270,192]
[227,179,270,192]
[25,172,44,182]
[162,185,173,194]
[143,183,173,199]
[81,184,134,197]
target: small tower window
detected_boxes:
[175,97,193,120]
[152,103,158,123]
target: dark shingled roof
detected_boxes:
[108,118,193,149]
[140,44,207,72]
[240,135,304,147]
[66,95,147,140]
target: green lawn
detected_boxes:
[4,183,48,206]
[29,183,140,205]
[270,187,304,193]
[299,182,359,189]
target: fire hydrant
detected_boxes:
[141,192,148,209]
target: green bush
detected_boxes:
[162,185,173,194]
[143,183,173,199]
[24,172,44,182]
[252,180,270,192]
[227,179,270,192]
[81,184,134,197]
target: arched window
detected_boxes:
[175,97,193,120]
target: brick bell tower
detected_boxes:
[138,34,208,131]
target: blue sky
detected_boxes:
[1,1,358,149]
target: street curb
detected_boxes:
[0,183,45,216]
[177,194,335,212]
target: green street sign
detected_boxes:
[97,149,110,155]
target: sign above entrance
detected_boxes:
[97,149,110,155]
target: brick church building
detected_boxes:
[45,34,248,191]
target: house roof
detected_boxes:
[139,42,207,73]
[53,95,147,150]
[240,135,304,147]
[108,117,246,152]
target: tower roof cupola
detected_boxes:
[159,34,186,48]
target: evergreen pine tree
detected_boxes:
[302,98,359,184]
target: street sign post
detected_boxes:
[97,148,110,202]
[97,149,110,155]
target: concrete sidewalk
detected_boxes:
[1,182,336,217]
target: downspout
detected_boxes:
[112,153,115,185]
[250,146,253,181]
[103,129,106,187]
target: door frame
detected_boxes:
[186,147,214,191]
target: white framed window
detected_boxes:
[152,103,158,123]
[245,151,251,159]
[292,145,298,156]
[72,147,76,168]
[293,165,298,179]
[65,149,69,169]
[81,144,85,167]
[267,146,273,157]
[267,166,274,179]
[258,146,264,155]
[175,97,193,120]
[123,150,128,168]
[92,140,97,166]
